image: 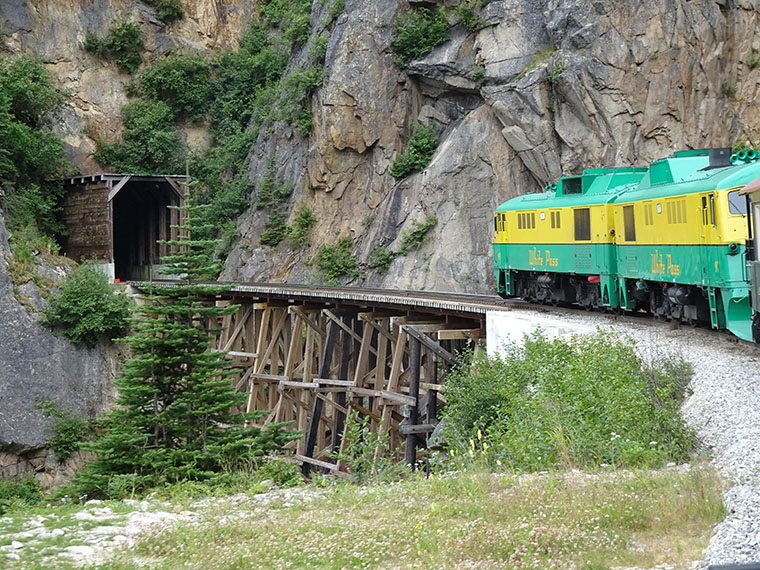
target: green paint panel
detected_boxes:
[493,243,617,275]
[615,244,747,288]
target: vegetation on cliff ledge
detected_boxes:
[0,56,68,239]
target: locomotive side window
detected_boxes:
[728,190,748,215]
[623,205,636,241]
[702,196,708,224]
[710,194,716,225]
[563,177,582,194]
[574,208,591,241]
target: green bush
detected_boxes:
[283,12,311,46]
[442,333,696,471]
[399,214,437,255]
[38,400,90,461]
[315,236,359,285]
[279,66,324,135]
[391,8,449,67]
[136,53,211,121]
[0,56,68,237]
[95,98,185,173]
[749,50,760,70]
[721,79,737,98]
[83,32,105,55]
[309,35,329,64]
[451,1,487,32]
[255,161,294,210]
[85,19,145,73]
[287,204,317,246]
[327,0,345,23]
[260,212,288,246]
[144,0,185,23]
[0,476,42,515]
[390,123,439,179]
[44,263,132,347]
[470,63,486,85]
[330,410,408,483]
[370,245,396,272]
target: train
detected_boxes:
[492,148,760,342]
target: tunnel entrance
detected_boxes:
[61,174,186,281]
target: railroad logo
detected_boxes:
[529,247,558,267]
[650,250,680,276]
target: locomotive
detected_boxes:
[492,148,760,342]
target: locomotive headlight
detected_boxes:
[727,242,739,255]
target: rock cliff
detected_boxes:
[222,0,760,292]
[4,0,760,293]
[0,210,121,478]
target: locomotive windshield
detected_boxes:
[728,190,748,215]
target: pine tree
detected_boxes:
[73,201,298,498]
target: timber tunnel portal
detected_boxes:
[61,174,186,281]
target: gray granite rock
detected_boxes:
[0,211,120,450]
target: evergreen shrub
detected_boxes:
[327,0,345,23]
[315,236,358,285]
[260,212,287,246]
[287,205,317,246]
[390,123,439,179]
[136,53,211,121]
[370,245,396,272]
[0,56,68,237]
[69,205,300,499]
[442,332,696,471]
[44,264,132,347]
[399,214,437,254]
[144,0,184,23]
[38,400,90,461]
[391,8,449,67]
[451,1,487,32]
[84,19,145,73]
[95,98,185,173]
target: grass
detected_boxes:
[94,466,723,569]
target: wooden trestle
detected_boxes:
[211,290,486,477]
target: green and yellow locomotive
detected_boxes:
[493,148,760,341]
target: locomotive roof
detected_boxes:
[616,156,760,203]
[496,150,760,212]
[495,166,646,210]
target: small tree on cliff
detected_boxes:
[73,202,297,498]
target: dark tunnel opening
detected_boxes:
[113,181,179,281]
